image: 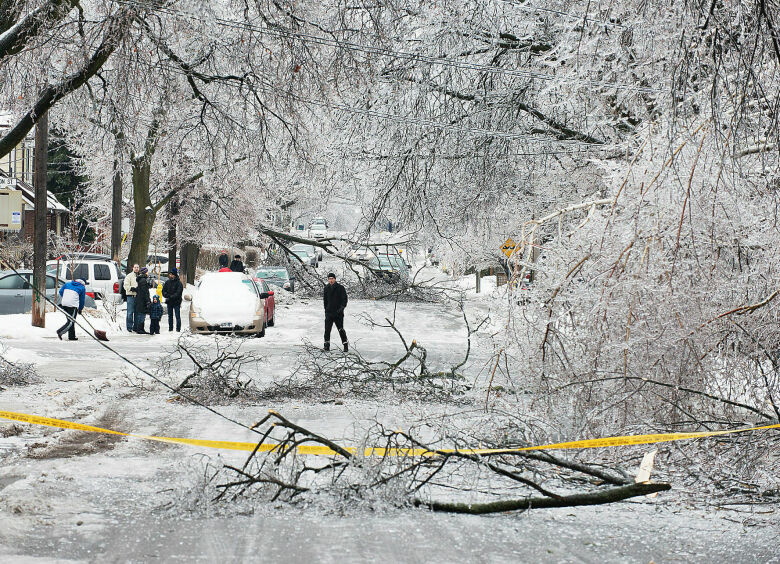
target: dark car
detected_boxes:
[368,255,409,282]
[0,270,97,314]
[254,267,295,292]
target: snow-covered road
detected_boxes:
[0,292,777,562]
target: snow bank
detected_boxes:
[192,272,258,325]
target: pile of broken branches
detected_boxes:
[157,335,263,402]
[211,411,669,514]
[0,344,39,390]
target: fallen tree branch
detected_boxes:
[413,482,671,514]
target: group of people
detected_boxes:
[123,264,183,334]
[55,251,352,350]
[218,253,245,273]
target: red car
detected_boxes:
[253,277,276,326]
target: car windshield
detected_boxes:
[388,256,406,268]
[256,268,288,280]
[375,257,394,268]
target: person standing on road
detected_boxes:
[134,267,152,334]
[162,267,183,332]
[123,263,140,332]
[230,254,245,272]
[56,278,86,341]
[323,272,348,352]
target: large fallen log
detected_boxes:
[414,482,671,514]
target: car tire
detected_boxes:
[258,319,267,338]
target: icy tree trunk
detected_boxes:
[180,242,199,285]
[31,111,48,328]
[127,157,155,271]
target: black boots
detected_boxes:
[343,342,348,352]
[324,341,330,351]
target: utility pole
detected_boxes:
[111,156,122,265]
[31,111,48,328]
[167,200,177,274]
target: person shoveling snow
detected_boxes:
[56,279,85,341]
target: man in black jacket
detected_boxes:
[162,267,184,331]
[323,272,348,352]
[230,254,245,272]
[134,267,153,334]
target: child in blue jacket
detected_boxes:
[149,295,164,335]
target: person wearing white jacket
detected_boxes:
[123,264,139,332]
[56,279,86,341]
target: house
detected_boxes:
[0,112,70,240]
[0,172,69,240]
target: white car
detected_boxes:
[347,244,376,262]
[186,272,271,336]
[46,257,124,303]
[309,223,327,240]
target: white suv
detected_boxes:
[46,257,125,303]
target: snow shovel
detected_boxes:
[80,315,109,342]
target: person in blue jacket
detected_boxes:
[56,278,86,341]
[149,295,164,335]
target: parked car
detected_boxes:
[46,258,124,303]
[291,243,321,263]
[375,246,411,268]
[309,223,327,240]
[186,272,270,336]
[347,244,375,262]
[0,270,96,314]
[255,267,295,292]
[56,252,113,261]
[253,277,276,326]
[290,246,317,267]
[368,255,409,282]
[310,217,328,229]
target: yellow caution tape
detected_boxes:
[1,410,778,456]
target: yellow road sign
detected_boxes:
[501,238,516,258]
